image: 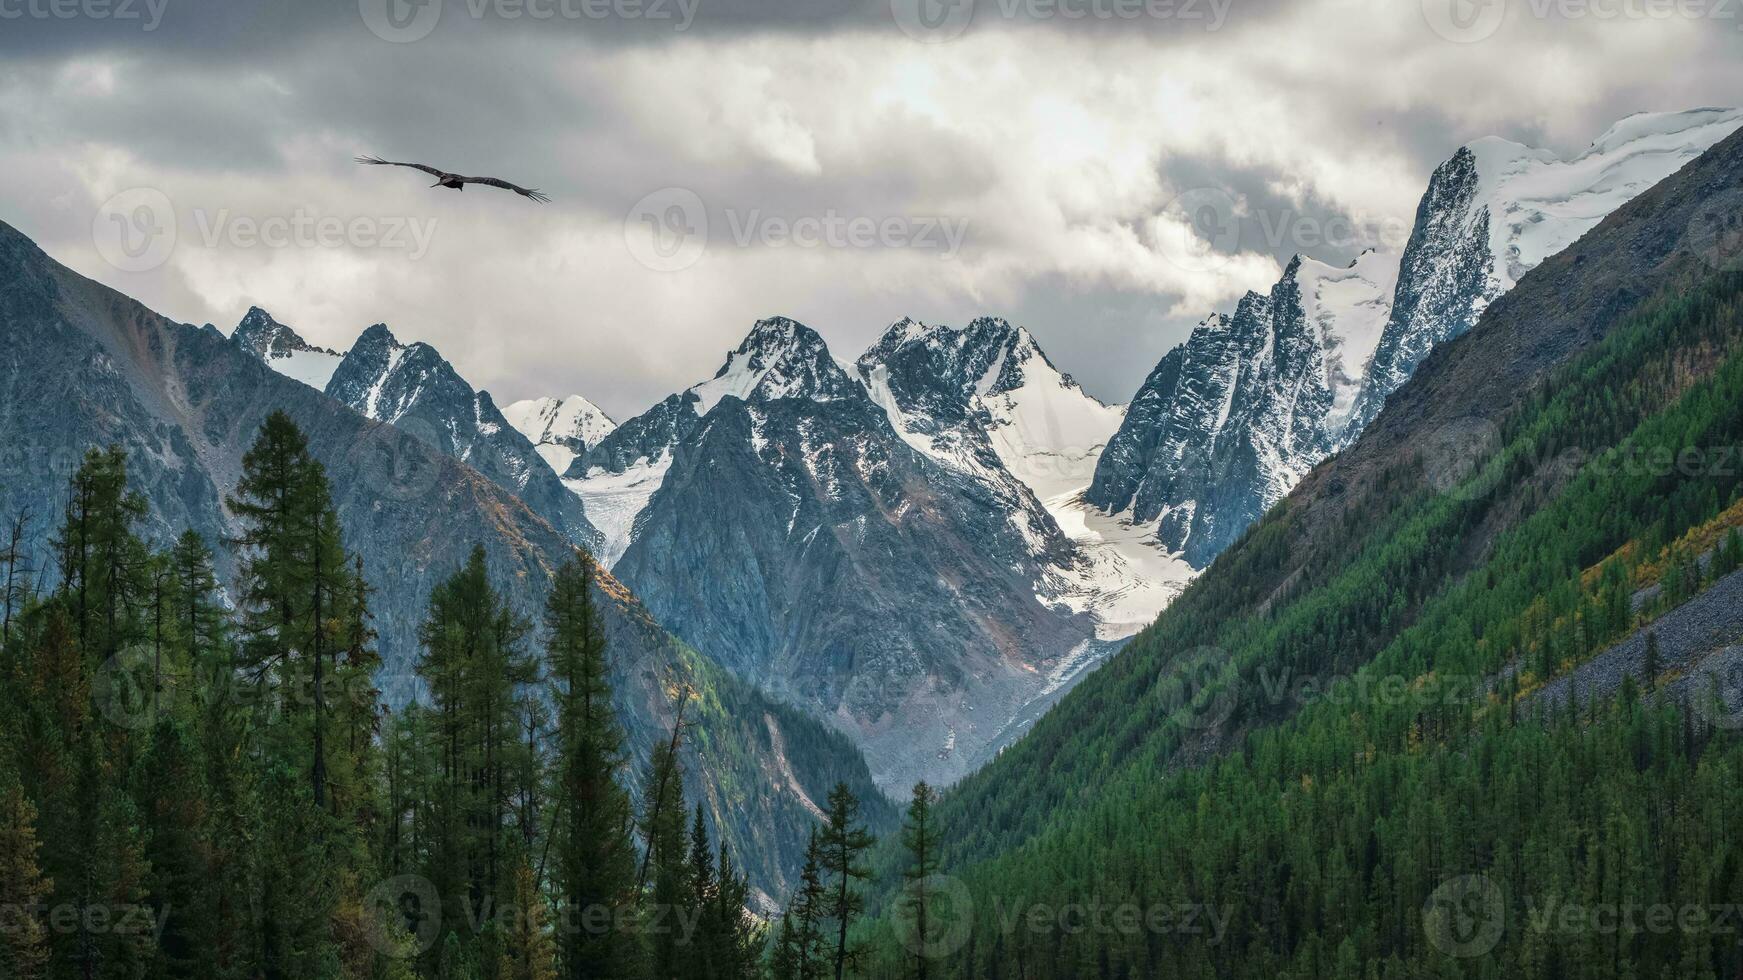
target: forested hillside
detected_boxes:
[0,416,890,978]
[837,134,1743,979]
[0,218,890,900]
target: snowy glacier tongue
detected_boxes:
[1297,249,1399,438]
[1468,107,1743,297]
[852,314,1191,640]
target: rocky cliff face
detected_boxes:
[234,314,602,552]
[1086,250,1396,566]
[1349,106,1743,435]
[587,317,1099,790]
[0,221,885,898]
[229,306,345,389]
[1089,107,1743,571]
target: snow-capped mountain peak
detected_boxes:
[1084,106,1742,586]
[229,307,346,391]
[502,394,618,476]
[689,316,857,414]
[1350,106,1743,435]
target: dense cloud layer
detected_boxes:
[3,0,1739,415]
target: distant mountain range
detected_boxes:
[216,107,1740,792]
[0,225,887,902]
[1087,106,1743,566]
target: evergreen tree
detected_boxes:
[819,783,875,980]
[544,557,640,979]
[228,415,382,976]
[1,509,32,652]
[0,767,51,980]
[769,913,799,980]
[52,446,148,669]
[898,782,939,980]
[788,831,828,980]
[684,804,719,977]
[142,718,217,977]
[415,545,536,962]
[713,843,759,980]
[169,530,224,670]
[228,411,349,809]
[496,850,558,980]
[639,739,690,980]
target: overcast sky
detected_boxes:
[3,0,1739,418]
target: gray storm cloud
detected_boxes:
[1,0,1738,416]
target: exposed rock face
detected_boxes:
[1087,251,1395,566]
[1089,107,1743,570]
[592,317,1098,791]
[1354,108,1743,434]
[234,314,601,552]
[229,306,345,390]
[0,220,886,897]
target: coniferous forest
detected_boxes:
[4,17,1743,979]
[7,267,1743,978]
[0,415,888,979]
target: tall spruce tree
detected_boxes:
[640,739,690,980]
[898,782,939,980]
[415,544,537,963]
[544,557,640,979]
[788,830,828,980]
[228,411,349,809]
[819,783,875,980]
[713,842,759,980]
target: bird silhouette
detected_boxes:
[355,155,550,203]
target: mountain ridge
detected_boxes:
[0,218,890,898]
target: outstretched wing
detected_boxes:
[355,155,446,179]
[463,175,552,204]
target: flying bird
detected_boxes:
[355,155,551,203]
